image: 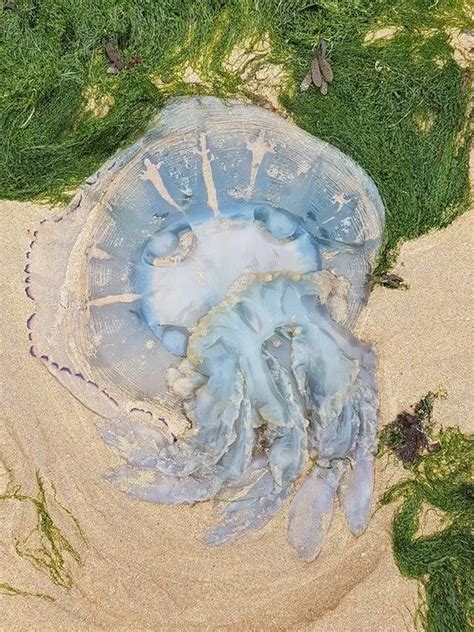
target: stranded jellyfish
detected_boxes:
[27,97,384,560]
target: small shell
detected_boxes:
[300,69,313,92]
[311,56,323,87]
[319,57,333,84]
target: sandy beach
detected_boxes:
[0,201,472,631]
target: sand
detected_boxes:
[0,201,472,631]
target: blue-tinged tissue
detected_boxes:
[27,97,384,560]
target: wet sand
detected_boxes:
[0,202,472,630]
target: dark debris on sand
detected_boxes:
[379,392,443,466]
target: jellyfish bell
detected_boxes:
[27,96,384,560]
[138,210,319,353]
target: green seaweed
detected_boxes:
[380,407,474,631]
[0,581,53,601]
[0,0,472,269]
[0,470,87,599]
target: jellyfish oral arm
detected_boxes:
[104,272,378,559]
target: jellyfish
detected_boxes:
[27,97,384,560]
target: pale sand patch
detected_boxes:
[363,26,402,45]
[0,200,471,630]
[150,35,291,115]
[150,63,205,90]
[447,28,474,69]
[414,111,435,135]
[83,86,115,118]
[222,35,290,112]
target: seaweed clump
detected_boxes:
[379,391,441,465]
[380,395,473,631]
[0,470,87,600]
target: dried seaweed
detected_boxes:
[368,273,407,290]
[379,392,441,465]
[105,41,124,74]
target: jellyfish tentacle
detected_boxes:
[287,460,344,561]
[239,347,290,428]
[264,351,309,488]
[154,365,245,477]
[100,417,169,468]
[290,322,360,454]
[103,379,255,503]
[218,385,255,480]
[100,417,227,501]
[286,307,378,559]
[204,335,309,544]
[204,469,285,546]
[338,453,374,536]
[177,360,244,467]
[286,399,354,560]
[104,463,226,503]
[103,360,245,480]
[338,350,379,535]
[176,272,378,549]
